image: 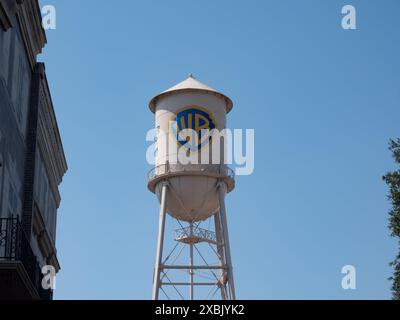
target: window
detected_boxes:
[8,181,17,214]
[2,166,21,218]
[0,0,13,31]
[0,28,10,83]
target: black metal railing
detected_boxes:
[0,217,53,300]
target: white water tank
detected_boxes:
[148,75,234,222]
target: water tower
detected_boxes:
[148,74,236,300]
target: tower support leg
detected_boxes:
[218,182,236,300]
[189,222,194,300]
[214,211,227,300]
[152,182,168,300]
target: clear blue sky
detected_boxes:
[38,0,400,299]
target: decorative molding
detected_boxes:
[32,203,60,272]
[36,63,68,207]
[15,0,46,70]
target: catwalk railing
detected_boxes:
[0,217,53,300]
[175,226,218,244]
[148,164,235,181]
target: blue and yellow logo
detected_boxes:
[171,106,217,151]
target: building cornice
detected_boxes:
[36,63,68,207]
[16,0,47,69]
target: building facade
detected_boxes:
[0,0,67,300]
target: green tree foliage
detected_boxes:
[383,139,400,300]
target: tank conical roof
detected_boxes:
[149,74,233,113]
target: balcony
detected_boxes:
[0,218,53,300]
[175,226,218,245]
